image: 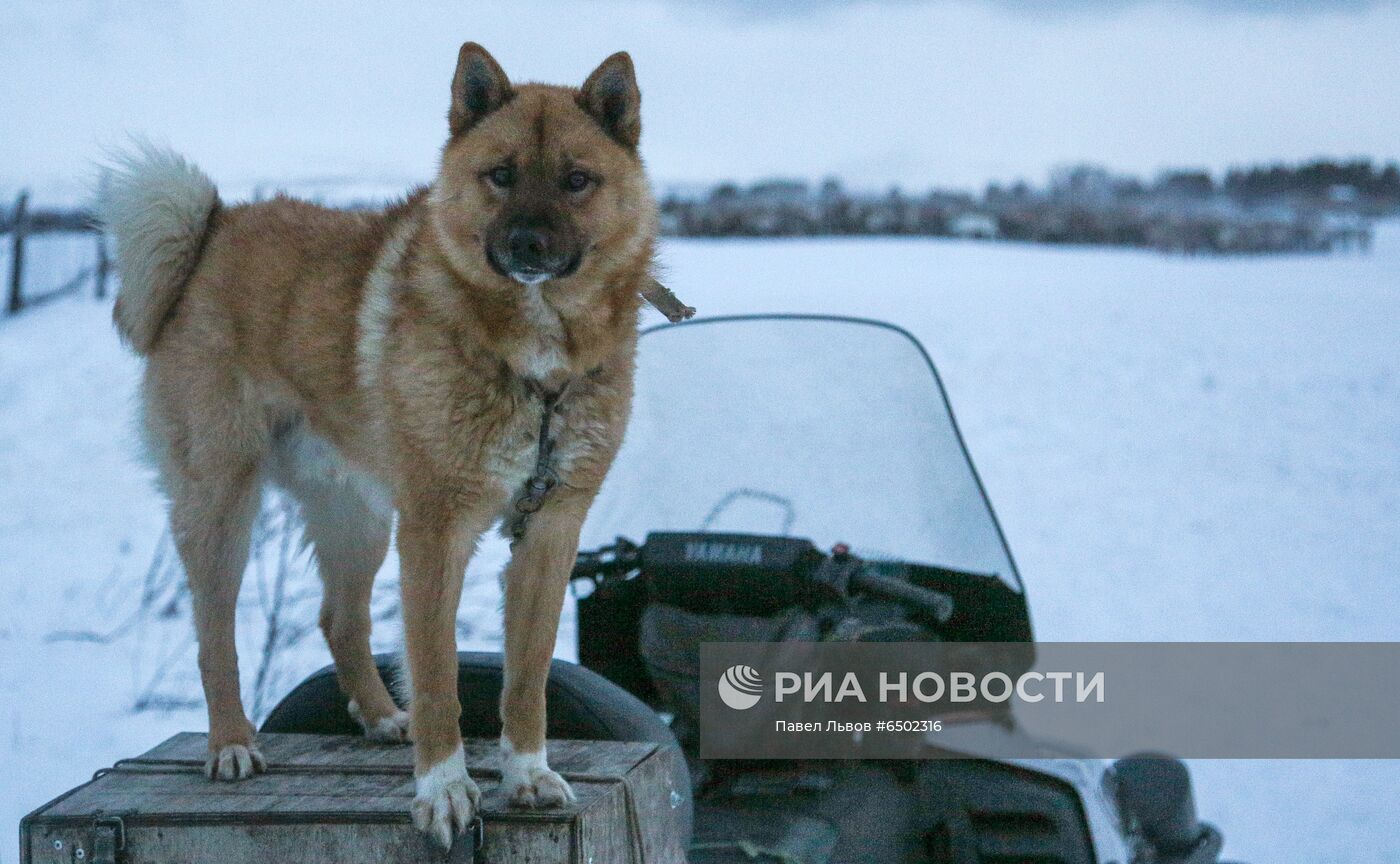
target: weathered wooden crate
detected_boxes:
[20,733,688,864]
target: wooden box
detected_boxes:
[20,733,688,864]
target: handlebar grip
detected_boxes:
[849,570,955,623]
[571,538,642,583]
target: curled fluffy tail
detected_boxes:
[99,143,219,355]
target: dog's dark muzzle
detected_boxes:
[488,226,581,282]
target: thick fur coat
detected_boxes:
[100,44,657,847]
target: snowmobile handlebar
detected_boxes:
[571,536,643,584]
[846,567,956,623]
[572,533,955,623]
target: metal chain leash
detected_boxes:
[506,275,695,546]
[508,382,570,545]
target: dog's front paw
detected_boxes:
[411,745,480,849]
[348,699,412,743]
[204,743,267,781]
[502,746,576,809]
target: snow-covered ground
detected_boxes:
[2,228,1398,862]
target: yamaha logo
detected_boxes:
[718,665,764,710]
[685,541,763,565]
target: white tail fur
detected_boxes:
[98,143,219,355]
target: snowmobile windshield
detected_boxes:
[579,315,1023,592]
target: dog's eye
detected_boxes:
[486,166,515,189]
[564,170,592,192]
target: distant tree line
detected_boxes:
[659,159,1393,255]
[1223,160,1400,205]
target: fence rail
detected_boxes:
[4,190,110,317]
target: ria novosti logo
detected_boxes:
[718,665,764,710]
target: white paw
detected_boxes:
[411,745,481,849]
[348,699,412,743]
[204,743,267,781]
[501,742,575,809]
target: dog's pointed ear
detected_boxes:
[579,52,641,148]
[449,42,512,136]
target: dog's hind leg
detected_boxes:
[145,355,270,781]
[166,450,266,780]
[308,496,407,741]
[274,436,406,741]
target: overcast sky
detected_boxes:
[2,0,1399,200]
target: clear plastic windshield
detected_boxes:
[580,316,1022,590]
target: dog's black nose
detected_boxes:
[506,226,551,268]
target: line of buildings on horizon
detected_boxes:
[657,160,1396,255]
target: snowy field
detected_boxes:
[3,227,1399,862]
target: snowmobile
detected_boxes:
[266,314,1238,864]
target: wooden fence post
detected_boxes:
[94,230,111,299]
[7,190,28,315]
[93,173,111,299]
